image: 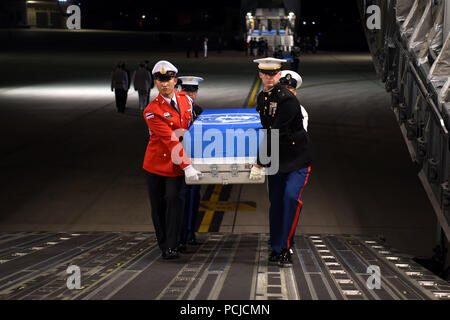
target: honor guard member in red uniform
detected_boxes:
[143,60,202,260]
[177,76,204,251]
[250,58,314,267]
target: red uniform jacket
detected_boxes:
[143,92,193,177]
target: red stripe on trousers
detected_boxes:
[287,166,311,249]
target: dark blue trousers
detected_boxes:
[268,166,311,253]
[179,183,201,244]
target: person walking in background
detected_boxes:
[144,60,154,106]
[123,62,131,108]
[313,36,319,53]
[111,61,129,113]
[123,62,131,91]
[203,37,208,58]
[134,62,152,112]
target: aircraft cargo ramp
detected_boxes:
[0,232,449,300]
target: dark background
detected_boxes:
[81,0,368,51]
[0,0,368,52]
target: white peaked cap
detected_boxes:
[280,70,303,89]
[152,60,178,75]
[253,57,287,70]
[178,76,204,86]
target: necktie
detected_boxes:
[170,100,179,114]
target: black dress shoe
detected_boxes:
[269,250,281,262]
[177,243,187,253]
[162,248,179,260]
[278,248,293,267]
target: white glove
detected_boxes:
[249,165,263,180]
[184,165,202,181]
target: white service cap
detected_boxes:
[280,70,303,89]
[152,60,178,78]
[178,76,204,86]
[253,57,287,74]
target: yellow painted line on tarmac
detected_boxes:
[198,185,223,232]
[247,77,261,107]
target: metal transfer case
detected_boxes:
[183,108,265,185]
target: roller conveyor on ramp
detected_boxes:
[0,232,449,300]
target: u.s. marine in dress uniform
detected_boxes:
[250,58,314,267]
